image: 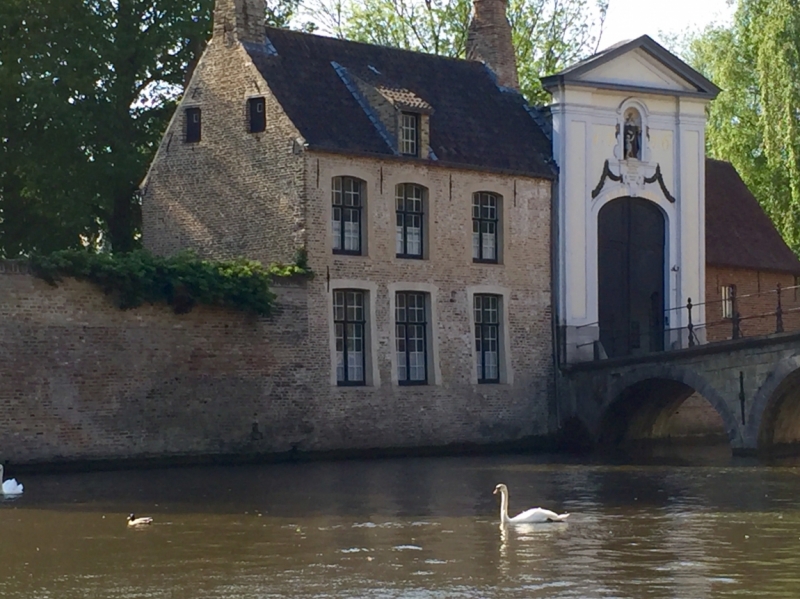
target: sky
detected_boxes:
[599,0,735,49]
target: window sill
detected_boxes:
[333,249,364,257]
[473,259,501,265]
[396,254,424,260]
[398,380,428,386]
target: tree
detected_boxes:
[686,0,800,253]
[300,0,608,104]
[0,0,299,257]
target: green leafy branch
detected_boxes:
[28,249,312,315]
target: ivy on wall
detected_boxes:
[28,249,311,316]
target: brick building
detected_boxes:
[140,0,559,448]
[704,158,800,341]
[138,0,800,451]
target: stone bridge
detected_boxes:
[558,331,800,455]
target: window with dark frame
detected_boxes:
[396,183,424,258]
[396,291,427,384]
[474,294,500,383]
[334,290,366,385]
[248,97,266,133]
[400,112,419,156]
[472,192,499,263]
[185,107,201,143]
[332,177,363,254]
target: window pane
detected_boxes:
[396,292,406,323]
[406,215,422,255]
[335,323,345,382]
[334,291,345,321]
[396,216,404,255]
[332,208,342,250]
[344,178,361,207]
[332,177,342,204]
[344,208,360,252]
[396,323,407,381]
[482,222,496,260]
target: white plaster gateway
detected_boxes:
[542,37,720,362]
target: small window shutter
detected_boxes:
[249,97,266,133]
[185,107,201,143]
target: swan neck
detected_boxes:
[499,488,510,523]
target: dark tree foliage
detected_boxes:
[0,0,298,257]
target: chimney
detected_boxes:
[213,0,266,45]
[466,0,519,91]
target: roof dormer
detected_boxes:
[334,63,434,159]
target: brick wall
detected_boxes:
[302,152,555,444]
[141,36,305,264]
[705,265,800,342]
[0,268,315,465]
[0,265,554,465]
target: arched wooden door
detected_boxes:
[598,197,666,358]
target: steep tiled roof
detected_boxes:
[706,158,800,274]
[243,27,555,178]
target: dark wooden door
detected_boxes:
[598,197,665,358]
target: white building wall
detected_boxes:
[550,83,710,362]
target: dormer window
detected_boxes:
[400,112,419,156]
[248,97,266,133]
[185,107,201,143]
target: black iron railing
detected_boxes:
[565,283,800,364]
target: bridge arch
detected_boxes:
[748,353,800,452]
[593,364,741,448]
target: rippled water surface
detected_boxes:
[3,451,800,598]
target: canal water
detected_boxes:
[2,450,800,598]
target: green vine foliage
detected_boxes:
[28,249,311,315]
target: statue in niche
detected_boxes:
[623,109,642,160]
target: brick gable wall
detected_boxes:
[141,39,305,264]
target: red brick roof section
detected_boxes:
[244,27,555,179]
[706,158,800,274]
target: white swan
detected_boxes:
[127,513,153,527]
[0,464,24,496]
[494,483,568,524]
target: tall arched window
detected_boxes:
[472,192,500,263]
[396,183,426,259]
[332,176,365,254]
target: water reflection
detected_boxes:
[1,453,800,598]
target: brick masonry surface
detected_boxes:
[141,33,306,265]
[1,266,553,465]
[136,12,557,466]
[705,266,800,342]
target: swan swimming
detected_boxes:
[493,483,569,524]
[0,464,24,496]
[127,513,153,527]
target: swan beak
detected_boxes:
[493,487,498,495]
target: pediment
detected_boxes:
[575,48,697,92]
[541,36,720,99]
